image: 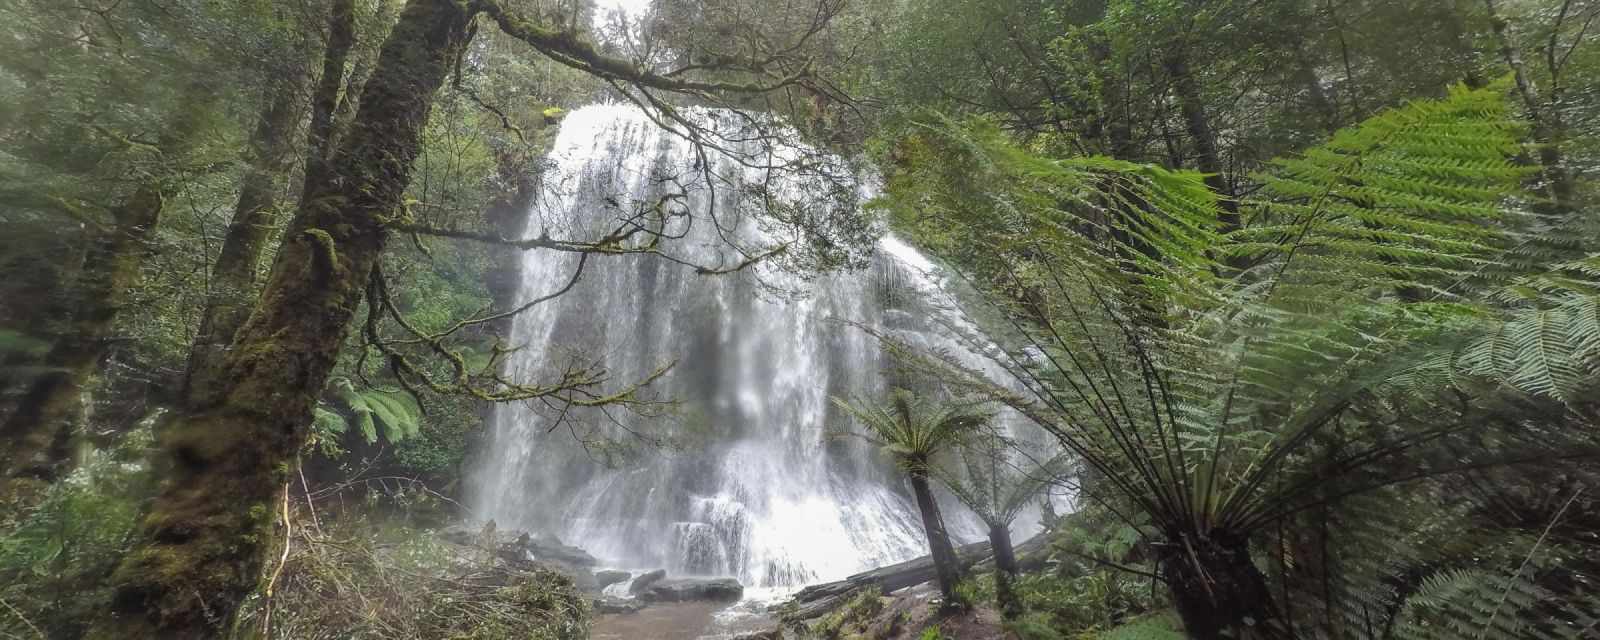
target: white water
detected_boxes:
[468,104,1008,589]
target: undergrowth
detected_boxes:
[233,519,589,639]
[0,418,154,639]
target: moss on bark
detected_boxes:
[184,72,311,408]
[92,2,477,637]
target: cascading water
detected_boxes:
[469,104,996,590]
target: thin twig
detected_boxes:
[260,481,293,638]
[0,597,45,640]
[1483,485,1584,633]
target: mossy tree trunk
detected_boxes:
[92,2,476,637]
[0,184,164,484]
[182,74,310,406]
[302,0,357,188]
[909,467,964,607]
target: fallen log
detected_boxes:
[784,533,1051,622]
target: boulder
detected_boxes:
[594,569,632,590]
[528,539,599,568]
[627,569,667,595]
[637,577,744,603]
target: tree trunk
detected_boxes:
[909,469,964,606]
[1291,40,1339,135]
[91,2,476,637]
[303,0,357,189]
[182,76,309,406]
[989,522,1021,619]
[1483,0,1574,211]
[1161,533,1288,639]
[1,184,164,484]
[1089,40,1136,162]
[1163,50,1239,231]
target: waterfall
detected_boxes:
[468,104,993,589]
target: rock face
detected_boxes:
[594,569,631,590]
[627,569,667,595]
[636,577,745,603]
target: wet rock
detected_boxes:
[440,523,598,567]
[530,539,599,568]
[593,596,647,615]
[594,569,632,590]
[637,577,744,603]
[731,629,783,640]
[628,569,667,595]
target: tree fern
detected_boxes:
[871,83,1600,638]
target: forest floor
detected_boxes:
[590,581,1013,639]
[830,582,1014,640]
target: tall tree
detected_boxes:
[93,1,845,635]
[183,0,359,407]
[1,85,220,488]
[1482,0,1592,210]
[182,76,310,406]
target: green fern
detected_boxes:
[320,377,421,445]
[1100,613,1185,640]
[831,389,990,473]
[936,429,1067,529]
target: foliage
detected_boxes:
[937,428,1067,529]
[875,74,1600,637]
[317,377,423,446]
[831,389,990,472]
[0,418,155,638]
[809,586,886,639]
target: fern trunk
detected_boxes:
[988,522,1021,619]
[909,468,964,606]
[1161,533,1286,639]
[90,3,476,637]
